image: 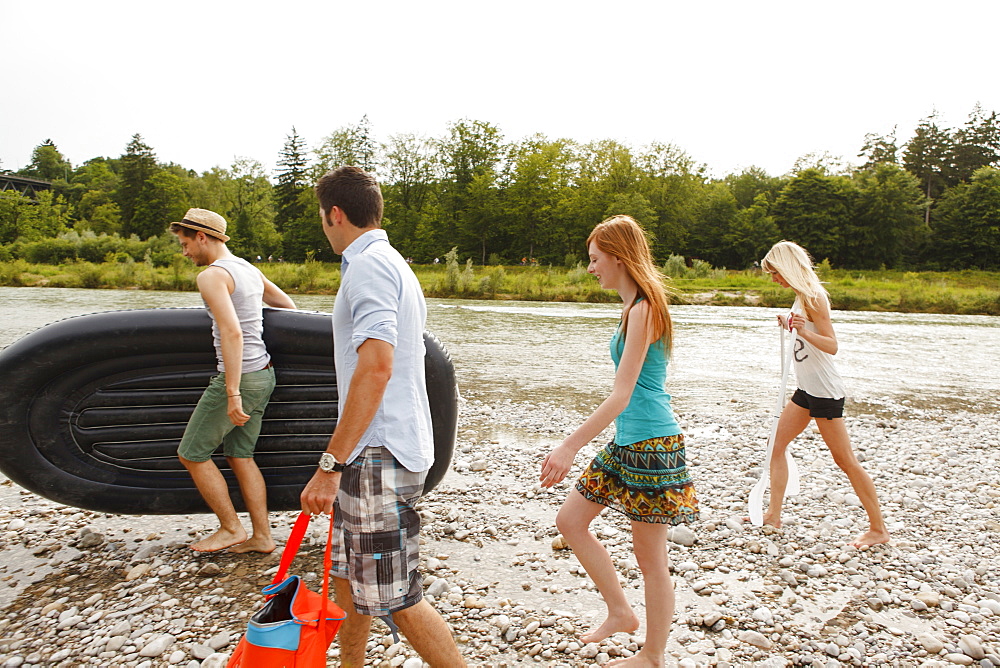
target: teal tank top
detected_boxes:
[610,323,681,445]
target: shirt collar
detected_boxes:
[341,229,388,265]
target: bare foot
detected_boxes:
[229,536,277,554]
[761,511,782,529]
[190,527,247,553]
[607,651,664,667]
[849,529,890,549]
[580,610,640,644]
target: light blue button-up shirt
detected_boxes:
[333,229,433,472]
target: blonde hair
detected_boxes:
[587,215,672,349]
[760,240,827,312]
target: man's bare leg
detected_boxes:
[179,456,247,552]
[393,598,465,667]
[227,457,275,554]
[333,576,373,667]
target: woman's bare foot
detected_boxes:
[761,511,782,529]
[849,529,890,549]
[580,610,640,644]
[607,650,664,667]
[190,527,247,553]
[230,535,277,554]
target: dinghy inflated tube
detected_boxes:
[0,308,457,514]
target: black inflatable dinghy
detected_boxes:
[0,308,457,514]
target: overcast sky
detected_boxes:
[3,0,997,180]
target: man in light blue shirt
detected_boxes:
[300,166,463,667]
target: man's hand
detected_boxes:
[301,470,341,515]
[227,395,250,426]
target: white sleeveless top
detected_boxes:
[790,296,846,400]
[206,257,270,373]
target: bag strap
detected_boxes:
[270,511,338,634]
[320,511,335,636]
[272,511,313,585]
[272,511,338,582]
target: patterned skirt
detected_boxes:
[575,434,699,524]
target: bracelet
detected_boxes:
[228,393,241,397]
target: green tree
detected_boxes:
[64,157,120,218]
[686,182,738,266]
[847,163,926,268]
[381,133,440,260]
[223,158,280,258]
[724,194,781,268]
[858,128,899,169]
[636,142,705,258]
[0,191,33,243]
[314,115,379,177]
[437,119,505,262]
[116,134,161,238]
[280,187,330,262]
[723,166,785,209]
[950,104,1000,184]
[77,191,122,234]
[791,151,850,175]
[771,169,853,264]
[274,127,312,260]
[902,113,952,226]
[932,167,1000,269]
[505,137,575,262]
[0,190,70,243]
[130,170,188,239]
[565,140,643,256]
[20,139,72,182]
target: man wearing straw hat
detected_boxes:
[300,167,465,667]
[169,208,297,553]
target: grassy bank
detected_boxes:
[0,258,997,316]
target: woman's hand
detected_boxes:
[777,312,805,331]
[540,442,577,488]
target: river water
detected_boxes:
[1,287,998,418]
[0,286,997,621]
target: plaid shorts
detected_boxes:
[331,445,427,616]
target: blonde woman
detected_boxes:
[760,240,889,548]
[540,215,698,667]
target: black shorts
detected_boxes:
[791,388,844,419]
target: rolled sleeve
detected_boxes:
[346,255,401,351]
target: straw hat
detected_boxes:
[172,208,230,242]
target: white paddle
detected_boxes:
[748,314,802,526]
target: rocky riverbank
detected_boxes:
[0,395,998,667]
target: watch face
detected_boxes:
[319,453,336,471]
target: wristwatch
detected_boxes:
[318,452,346,473]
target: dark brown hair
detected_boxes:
[315,166,383,228]
[168,223,198,239]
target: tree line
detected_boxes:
[3,107,999,270]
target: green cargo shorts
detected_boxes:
[177,366,276,462]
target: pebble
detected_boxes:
[669,525,696,547]
[138,633,174,657]
[959,635,986,660]
[918,632,946,653]
[0,398,997,666]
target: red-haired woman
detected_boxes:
[540,215,698,667]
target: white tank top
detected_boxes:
[790,296,846,400]
[206,257,270,373]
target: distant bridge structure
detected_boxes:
[0,174,52,199]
